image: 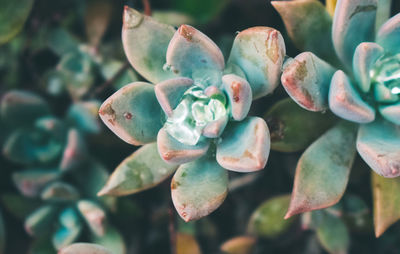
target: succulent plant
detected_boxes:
[0,90,126,253]
[98,6,286,221]
[272,0,400,236]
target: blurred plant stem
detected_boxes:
[142,0,152,16]
[90,61,130,99]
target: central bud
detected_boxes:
[370,53,400,95]
[164,86,227,146]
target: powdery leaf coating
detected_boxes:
[228,27,285,99]
[281,52,336,112]
[157,128,210,165]
[329,70,375,123]
[376,13,400,55]
[171,156,228,222]
[222,74,252,121]
[332,0,378,68]
[122,6,177,83]
[216,117,270,172]
[357,119,400,178]
[285,122,357,218]
[98,82,163,146]
[98,143,178,196]
[154,77,194,117]
[166,24,225,78]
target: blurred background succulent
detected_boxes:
[272,0,400,238]
[2,0,400,253]
[97,6,287,221]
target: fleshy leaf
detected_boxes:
[271,0,338,64]
[99,82,163,145]
[220,236,256,254]
[24,205,58,236]
[41,182,80,202]
[228,27,285,99]
[222,74,252,121]
[352,42,384,93]
[13,169,60,197]
[98,143,178,196]
[372,172,400,237]
[374,83,398,103]
[281,52,336,111]
[264,98,337,152]
[154,77,193,117]
[176,233,202,254]
[376,13,400,54]
[166,25,225,80]
[357,119,400,178]
[59,243,112,254]
[375,0,392,34]
[0,90,50,127]
[122,6,176,83]
[285,122,357,218]
[60,129,87,171]
[0,0,34,45]
[248,194,294,238]
[379,102,400,125]
[91,225,126,254]
[171,155,228,221]
[316,212,350,254]
[77,200,106,237]
[329,70,375,123]
[332,0,378,67]
[157,128,210,164]
[216,117,269,172]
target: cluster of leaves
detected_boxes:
[1,0,400,254]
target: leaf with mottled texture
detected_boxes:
[285,122,357,218]
[98,143,178,196]
[171,155,228,222]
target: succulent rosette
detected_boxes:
[272,0,400,236]
[98,6,286,221]
[0,91,125,252]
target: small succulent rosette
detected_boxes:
[0,91,125,251]
[273,0,400,236]
[0,90,101,169]
[98,6,286,221]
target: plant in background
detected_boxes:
[271,0,400,237]
[0,91,126,253]
[97,6,286,221]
